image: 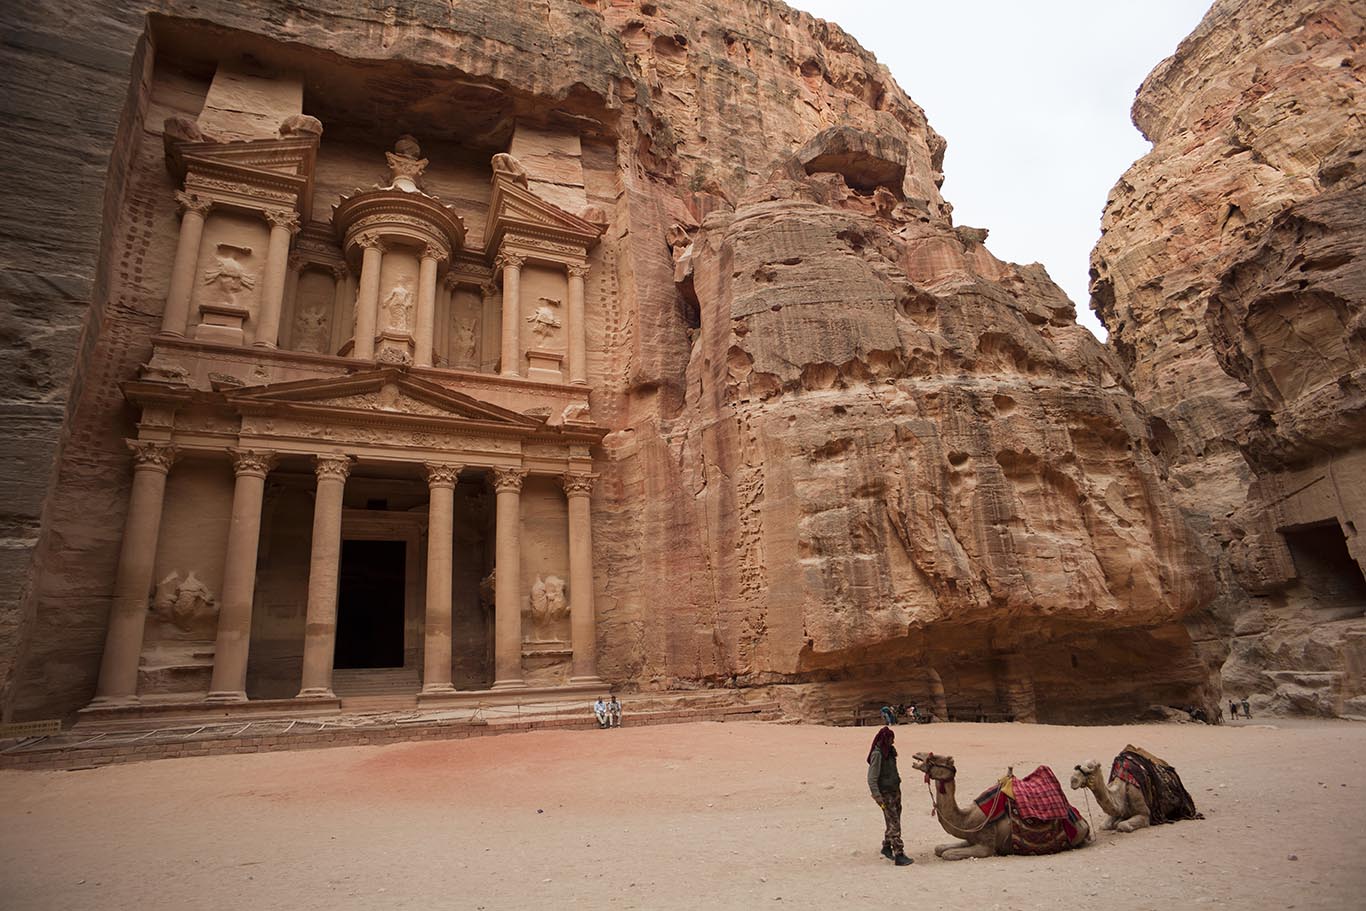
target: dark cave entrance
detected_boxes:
[334,539,407,669]
[1281,520,1366,616]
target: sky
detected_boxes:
[788,0,1213,339]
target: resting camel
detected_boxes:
[1070,760,1151,832]
[910,752,1090,860]
[1070,746,1202,831]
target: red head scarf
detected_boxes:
[867,725,896,764]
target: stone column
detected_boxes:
[492,467,527,689]
[206,448,277,703]
[926,667,949,721]
[421,463,460,695]
[353,235,384,360]
[281,252,303,348]
[90,441,178,707]
[480,280,500,373]
[498,252,524,377]
[254,209,301,349]
[563,473,602,683]
[330,264,351,355]
[160,192,212,336]
[566,263,589,385]
[297,454,352,699]
[997,651,1038,723]
[414,244,441,368]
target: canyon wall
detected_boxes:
[1091,0,1366,716]
[3,0,1216,723]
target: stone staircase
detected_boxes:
[332,668,420,712]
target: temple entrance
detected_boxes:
[334,539,407,668]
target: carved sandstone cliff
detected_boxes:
[1091,0,1366,716]
[3,0,1214,722]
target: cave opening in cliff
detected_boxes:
[1281,520,1366,616]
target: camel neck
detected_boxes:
[1086,773,1127,818]
[934,775,976,835]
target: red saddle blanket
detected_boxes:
[974,765,1084,855]
[975,765,1077,822]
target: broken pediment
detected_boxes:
[485,165,604,256]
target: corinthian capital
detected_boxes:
[491,467,527,493]
[229,447,278,478]
[315,454,354,482]
[566,263,590,280]
[175,191,213,218]
[495,251,525,273]
[357,233,386,253]
[264,209,302,234]
[126,440,178,473]
[424,462,462,487]
[561,473,594,497]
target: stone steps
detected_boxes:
[331,668,420,696]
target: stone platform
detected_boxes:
[1,692,782,772]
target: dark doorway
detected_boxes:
[335,539,406,668]
[1282,520,1366,615]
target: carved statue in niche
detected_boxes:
[453,317,478,366]
[525,574,569,639]
[526,297,562,337]
[385,134,428,192]
[382,279,415,334]
[202,246,255,304]
[150,571,219,638]
[295,304,330,353]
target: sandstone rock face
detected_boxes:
[1091,0,1366,716]
[3,0,1214,722]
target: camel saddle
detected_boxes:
[974,765,1085,855]
[1110,744,1203,824]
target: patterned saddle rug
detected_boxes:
[974,765,1085,855]
[1110,744,1203,824]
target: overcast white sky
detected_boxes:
[788,0,1213,338]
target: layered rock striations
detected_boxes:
[1091,0,1366,716]
[3,0,1214,722]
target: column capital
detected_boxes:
[228,447,278,478]
[492,467,527,493]
[357,233,386,253]
[264,208,302,234]
[287,251,306,272]
[421,242,448,263]
[495,251,525,273]
[566,262,590,279]
[424,462,462,487]
[329,262,349,281]
[126,439,178,473]
[561,473,595,497]
[175,191,213,218]
[315,453,353,481]
[480,280,499,299]
[443,271,463,291]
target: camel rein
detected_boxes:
[1074,765,1098,843]
[921,761,994,835]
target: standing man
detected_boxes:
[608,694,622,728]
[1241,697,1252,719]
[867,726,913,866]
[1229,699,1239,720]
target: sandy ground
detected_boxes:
[1,718,1362,911]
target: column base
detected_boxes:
[86,694,141,709]
[252,340,279,350]
[568,675,605,686]
[204,690,248,704]
[295,687,336,700]
[420,682,457,696]
[490,678,527,690]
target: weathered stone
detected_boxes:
[1091,0,1366,716]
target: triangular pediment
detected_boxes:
[486,175,604,252]
[171,137,319,179]
[225,368,544,429]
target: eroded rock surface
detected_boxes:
[3,0,1215,722]
[1091,0,1366,716]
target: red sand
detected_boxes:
[1,718,1361,910]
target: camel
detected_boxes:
[1070,759,1151,832]
[1070,746,1202,831]
[910,752,1090,860]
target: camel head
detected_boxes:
[1070,759,1102,790]
[910,751,957,781]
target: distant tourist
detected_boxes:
[608,694,622,728]
[593,697,609,728]
[1229,699,1239,719]
[867,726,913,867]
[1241,697,1252,719]
[880,705,898,726]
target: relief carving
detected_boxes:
[150,570,218,638]
[525,574,569,639]
[382,280,415,334]
[203,249,256,303]
[294,305,330,353]
[527,297,563,337]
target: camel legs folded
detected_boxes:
[939,843,997,861]
[1116,814,1151,833]
[933,840,970,857]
